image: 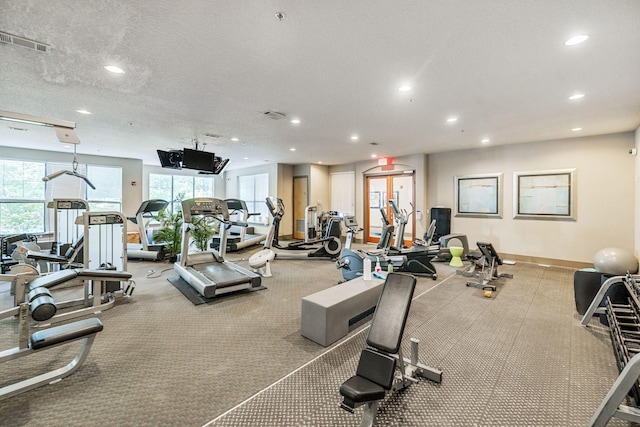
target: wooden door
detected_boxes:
[293,176,308,240]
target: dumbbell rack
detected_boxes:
[589,274,640,426]
[605,291,640,405]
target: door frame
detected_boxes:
[364,171,415,246]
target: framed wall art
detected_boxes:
[454,173,502,218]
[513,168,576,220]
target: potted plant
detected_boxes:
[153,207,183,262]
[191,217,219,252]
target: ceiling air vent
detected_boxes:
[0,31,50,53]
[263,111,286,120]
[203,133,222,139]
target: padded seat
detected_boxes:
[340,376,386,405]
[339,348,397,409]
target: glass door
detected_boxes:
[365,173,414,246]
[365,176,388,244]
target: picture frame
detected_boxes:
[369,191,380,209]
[513,168,576,220]
[454,173,502,217]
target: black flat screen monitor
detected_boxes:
[182,148,215,173]
[213,157,229,174]
[157,150,183,169]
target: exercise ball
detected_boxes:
[593,247,639,275]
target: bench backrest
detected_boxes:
[355,348,396,390]
[366,272,416,354]
[477,241,502,265]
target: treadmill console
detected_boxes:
[181,198,229,223]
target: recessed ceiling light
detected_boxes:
[571,127,582,131]
[290,119,300,124]
[243,157,248,160]
[398,85,412,92]
[350,135,359,141]
[76,109,91,115]
[62,144,72,149]
[371,154,377,158]
[565,35,589,46]
[231,137,239,141]
[446,117,458,123]
[568,93,585,100]
[317,161,323,164]
[104,65,125,74]
[481,138,490,144]
[290,148,296,151]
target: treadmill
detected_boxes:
[174,198,263,298]
[211,198,266,252]
[127,199,169,260]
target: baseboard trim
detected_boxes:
[501,253,592,270]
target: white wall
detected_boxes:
[428,132,635,263]
[635,126,640,259]
[0,146,142,216]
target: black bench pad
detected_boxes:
[76,269,132,279]
[28,270,79,291]
[340,376,387,404]
[30,318,104,350]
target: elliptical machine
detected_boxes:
[386,200,438,277]
[262,197,342,260]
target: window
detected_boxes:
[87,165,123,211]
[0,159,46,234]
[0,158,123,235]
[149,173,215,213]
[238,174,269,224]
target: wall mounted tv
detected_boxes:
[213,157,230,174]
[157,149,183,169]
[181,148,215,173]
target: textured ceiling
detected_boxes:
[0,0,639,170]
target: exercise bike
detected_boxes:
[337,214,437,281]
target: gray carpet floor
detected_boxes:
[0,244,633,426]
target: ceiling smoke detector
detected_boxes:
[263,111,287,120]
[0,31,50,53]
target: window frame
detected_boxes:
[148,173,215,213]
[0,158,123,234]
[238,173,269,225]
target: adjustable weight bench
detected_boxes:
[339,272,443,427]
[463,241,513,292]
[0,292,103,400]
